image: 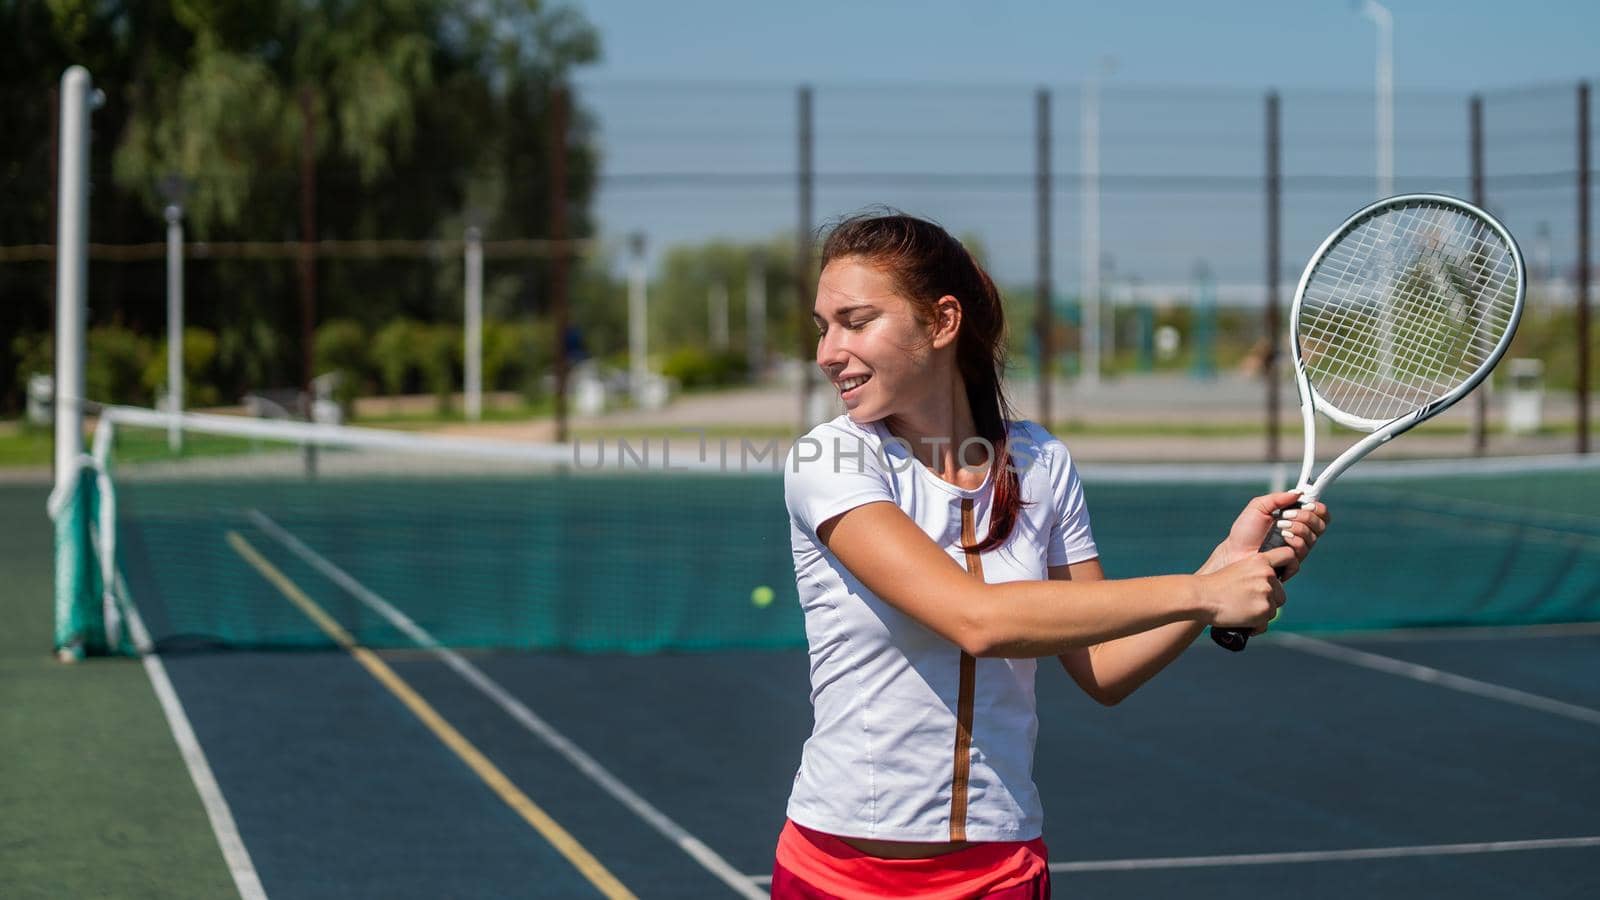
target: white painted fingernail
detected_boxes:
[1281,509,1299,520]
[1278,519,1294,531]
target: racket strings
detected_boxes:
[1297,201,1519,422]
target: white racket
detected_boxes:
[1213,193,1527,652]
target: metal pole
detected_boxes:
[297,86,318,404]
[1363,0,1394,198]
[55,66,93,488]
[464,225,484,421]
[1470,94,1487,455]
[1080,78,1101,390]
[629,232,648,393]
[797,84,815,430]
[1035,86,1053,427]
[747,250,766,378]
[1579,81,1591,455]
[548,85,571,442]
[165,203,184,450]
[1265,91,1282,464]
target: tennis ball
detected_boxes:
[751,585,776,608]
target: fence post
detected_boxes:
[1264,91,1282,464]
[1035,86,1053,428]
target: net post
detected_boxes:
[53,66,96,661]
[1264,90,1282,464]
[796,84,815,432]
[1470,93,1487,456]
[1579,81,1591,456]
[1035,86,1053,429]
[165,200,185,451]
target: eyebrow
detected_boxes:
[812,303,875,321]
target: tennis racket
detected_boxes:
[1212,193,1526,652]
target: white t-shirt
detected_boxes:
[783,414,1098,842]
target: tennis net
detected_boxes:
[55,406,1600,656]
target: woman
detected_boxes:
[774,213,1327,899]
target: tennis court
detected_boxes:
[20,409,1600,898]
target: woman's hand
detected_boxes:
[1196,547,1295,635]
[1205,490,1329,581]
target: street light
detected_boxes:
[1361,0,1394,198]
[158,173,190,451]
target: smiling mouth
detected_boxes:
[837,375,870,396]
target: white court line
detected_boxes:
[1312,621,1600,643]
[1273,632,1600,726]
[743,836,1600,882]
[246,510,765,900]
[1044,835,1600,873]
[116,571,268,900]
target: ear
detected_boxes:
[929,295,962,350]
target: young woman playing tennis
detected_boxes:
[774,213,1328,898]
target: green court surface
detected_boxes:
[0,484,234,898]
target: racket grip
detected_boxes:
[1209,515,1291,653]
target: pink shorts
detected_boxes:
[771,819,1051,899]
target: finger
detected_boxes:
[1283,508,1326,536]
[1252,490,1304,515]
[1261,545,1298,569]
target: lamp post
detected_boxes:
[463,214,484,421]
[158,174,190,451]
[1361,0,1394,198]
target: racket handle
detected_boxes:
[1209,515,1291,653]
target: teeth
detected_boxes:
[839,376,868,392]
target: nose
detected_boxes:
[816,326,847,373]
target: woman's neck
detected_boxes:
[881,380,989,487]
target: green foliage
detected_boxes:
[86,327,155,406]
[313,319,369,410]
[483,319,554,399]
[2,0,604,411]
[372,318,424,396]
[10,333,52,402]
[651,235,803,371]
[660,347,749,390]
[418,323,462,413]
[140,327,222,407]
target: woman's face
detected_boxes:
[813,258,937,423]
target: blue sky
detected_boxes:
[571,0,1596,91]
[565,1,1595,290]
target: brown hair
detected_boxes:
[820,211,1026,553]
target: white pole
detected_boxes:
[1364,0,1394,198]
[1080,77,1101,390]
[710,281,729,351]
[55,66,94,485]
[628,233,648,392]
[746,253,767,378]
[165,203,184,450]
[463,225,483,421]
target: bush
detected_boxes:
[483,319,554,400]
[87,327,155,406]
[313,319,369,412]
[140,327,221,407]
[371,319,423,396]
[10,332,51,410]
[418,323,462,414]
[660,347,749,390]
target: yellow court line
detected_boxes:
[225,531,635,900]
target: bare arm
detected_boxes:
[816,501,1291,658]
[1056,492,1330,706]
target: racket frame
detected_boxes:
[1282,193,1527,502]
